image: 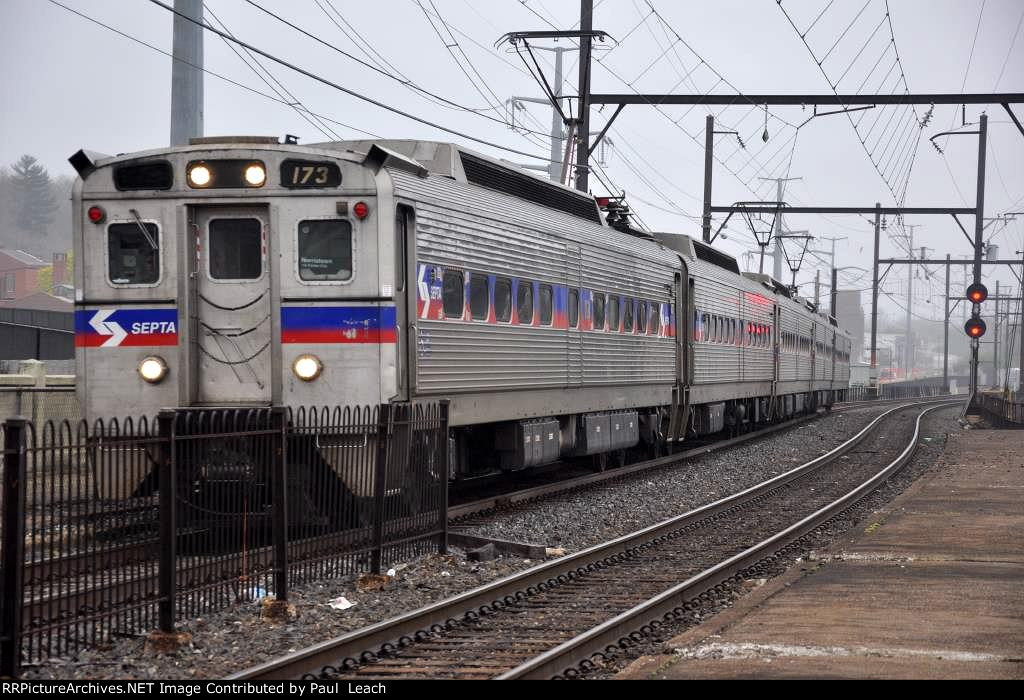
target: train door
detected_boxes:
[394,203,414,400]
[191,206,273,405]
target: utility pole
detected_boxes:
[574,0,593,193]
[169,0,203,146]
[944,253,950,390]
[509,46,572,181]
[830,266,838,318]
[814,269,821,309]
[1019,249,1024,394]
[870,204,881,389]
[899,224,920,379]
[994,279,1000,388]
[969,113,988,399]
[758,177,803,280]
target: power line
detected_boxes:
[45,0,379,138]
[146,0,561,163]
[203,4,341,141]
[240,0,551,138]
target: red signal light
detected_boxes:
[87,205,105,224]
[353,201,370,219]
[595,196,611,208]
[966,282,988,304]
[964,316,986,338]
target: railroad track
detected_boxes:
[22,395,951,644]
[448,393,955,521]
[228,398,961,680]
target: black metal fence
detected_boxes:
[976,393,1024,425]
[844,378,951,403]
[0,402,448,676]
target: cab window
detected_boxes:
[211,218,261,280]
[108,222,159,285]
[298,219,352,281]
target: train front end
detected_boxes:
[71,137,401,420]
[71,138,407,506]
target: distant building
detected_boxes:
[0,248,48,300]
[835,289,865,361]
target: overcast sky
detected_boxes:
[1,0,1022,325]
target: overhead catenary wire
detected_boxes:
[203,3,342,142]
[45,0,380,138]
[145,0,565,164]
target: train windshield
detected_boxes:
[108,222,159,284]
[298,219,353,280]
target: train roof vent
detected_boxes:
[459,152,602,223]
[188,136,280,145]
[691,240,740,274]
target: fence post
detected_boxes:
[371,403,391,575]
[438,401,449,556]
[1,417,28,677]
[271,407,288,601]
[157,409,177,632]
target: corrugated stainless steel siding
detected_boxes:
[391,170,678,395]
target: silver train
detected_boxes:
[69,137,851,481]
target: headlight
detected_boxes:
[244,163,266,187]
[139,356,168,384]
[292,354,322,381]
[187,163,212,187]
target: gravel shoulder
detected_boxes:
[24,403,931,680]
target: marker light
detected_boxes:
[87,205,105,224]
[292,354,323,381]
[187,163,212,188]
[964,316,987,339]
[138,356,168,384]
[244,163,266,187]
[353,201,370,219]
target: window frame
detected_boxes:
[538,283,554,326]
[494,276,513,323]
[623,297,634,333]
[207,216,265,282]
[636,300,646,334]
[516,279,534,325]
[593,292,606,331]
[650,302,661,336]
[294,216,354,285]
[105,218,163,288]
[568,288,580,329]
[442,268,465,320]
[469,273,489,321]
[608,295,620,333]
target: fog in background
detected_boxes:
[1,0,1021,336]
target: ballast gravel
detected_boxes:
[23,402,925,680]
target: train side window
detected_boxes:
[650,302,660,335]
[636,301,646,333]
[107,222,160,285]
[494,277,512,322]
[593,293,606,330]
[568,288,580,328]
[210,218,262,280]
[608,296,620,332]
[539,283,553,326]
[623,297,634,333]
[517,280,534,324]
[442,269,464,319]
[298,219,352,281]
[469,274,489,320]
[700,311,709,341]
